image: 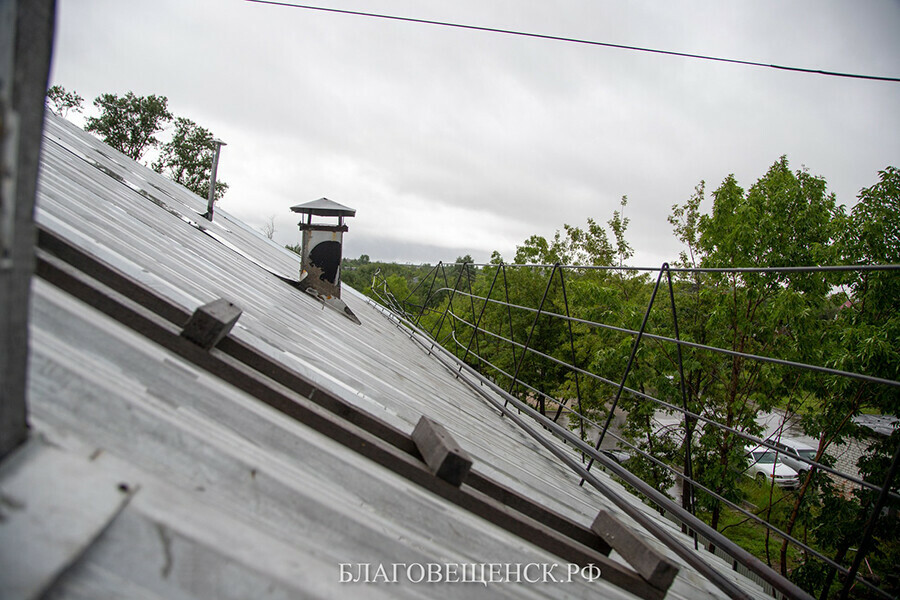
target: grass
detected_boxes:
[701,479,806,571]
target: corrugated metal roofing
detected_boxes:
[4,113,777,599]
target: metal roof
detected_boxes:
[853,414,899,437]
[1,113,778,599]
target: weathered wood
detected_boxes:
[592,509,679,591]
[412,416,473,487]
[180,298,241,350]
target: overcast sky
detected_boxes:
[49,0,900,266]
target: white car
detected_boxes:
[772,438,820,478]
[744,445,799,489]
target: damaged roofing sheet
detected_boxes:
[10,113,777,599]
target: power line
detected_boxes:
[244,0,900,83]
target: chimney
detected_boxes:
[290,197,356,299]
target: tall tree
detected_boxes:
[85,91,172,161]
[152,117,228,201]
[671,157,840,537]
[666,181,709,512]
[787,166,900,596]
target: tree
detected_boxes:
[85,92,172,161]
[787,166,900,596]
[152,117,228,201]
[668,157,840,539]
[609,196,633,267]
[45,85,83,117]
[262,215,276,240]
[475,208,640,428]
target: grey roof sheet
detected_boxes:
[853,414,899,437]
[11,113,774,599]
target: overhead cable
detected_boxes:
[244,0,900,83]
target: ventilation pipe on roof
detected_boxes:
[203,139,226,221]
[290,198,360,323]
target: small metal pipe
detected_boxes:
[204,138,225,221]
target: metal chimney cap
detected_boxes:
[290,197,356,218]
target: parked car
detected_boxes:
[744,445,799,489]
[599,449,633,465]
[772,438,818,478]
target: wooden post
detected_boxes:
[0,0,56,460]
[592,509,679,592]
[412,416,473,487]
[181,298,242,350]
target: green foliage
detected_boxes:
[788,166,900,598]
[449,255,477,290]
[609,196,633,266]
[152,117,228,201]
[45,85,83,117]
[666,158,843,536]
[85,92,172,161]
[668,181,704,268]
[340,255,437,314]
[76,90,228,201]
[705,479,805,570]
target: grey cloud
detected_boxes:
[51,0,900,267]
